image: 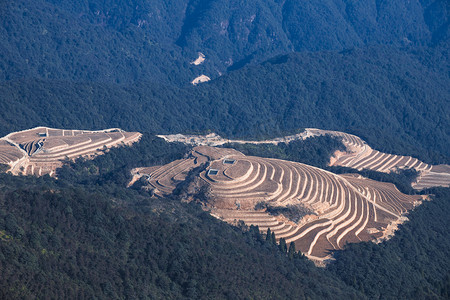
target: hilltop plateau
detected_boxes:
[0,127,141,176]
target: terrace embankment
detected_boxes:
[0,127,141,177]
[305,128,450,190]
[159,129,450,190]
[131,145,424,261]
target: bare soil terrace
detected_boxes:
[159,129,450,190]
[131,145,424,261]
[304,128,450,190]
[0,127,141,177]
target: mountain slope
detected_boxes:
[0,0,448,83]
[1,134,449,299]
[1,46,448,163]
[0,140,362,299]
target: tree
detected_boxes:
[266,228,272,242]
[288,242,296,259]
[279,238,287,253]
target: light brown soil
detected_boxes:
[190,52,206,65]
[131,145,424,261]
[191,75,211,85]
[160,129,450,191]
[0,127,141,177]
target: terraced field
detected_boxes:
[130,146,243,196]
[131,146,424,260]
[159,129,450,190]
[305,128,450,190]
[0,140,24,165]
[0,127,141,176]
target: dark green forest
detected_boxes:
[1,0,448,83]
[0,176,358,299]
[328,187,450,299]
[0,135,448,299]
[222,135,346,169]
[1,46,449,164]
[0,0,449,298]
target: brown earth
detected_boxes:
[159,129,450,190]
[0,127,141,177]
[130,145,423,261]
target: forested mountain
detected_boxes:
[1,135,449,299]
[1,46,448,163]
[1,0,448,163]
[1,0,448,83]
[0,175,360,299]
[0,1,449,298]
[0,136,360,299]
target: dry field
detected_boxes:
[131,146,424,260]
[159,129,450,190]
[191,75,211,85]
[305,128,450,190]
[190,52,206,65]
[0,127,141,177]
[131,146,242,196]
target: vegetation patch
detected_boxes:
[256,202,315,223]
[223,135,345,169]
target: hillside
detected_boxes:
[1,0,448,83]
[1,46,448,164]
[0,174,360,299]
[130,145,425,260]
[0,127,141,176]
[0,135,361,299]
[1,134,448,299]
[159,128,450,190]
[0,1,449,298]
[0,1,448,164]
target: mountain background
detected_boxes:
[0,1,450,299]
[0,0,448,164]
[1,0,448,83]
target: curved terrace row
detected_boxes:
[130,145,423,260]
[305,128,449,189]
[0,127,141,176]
